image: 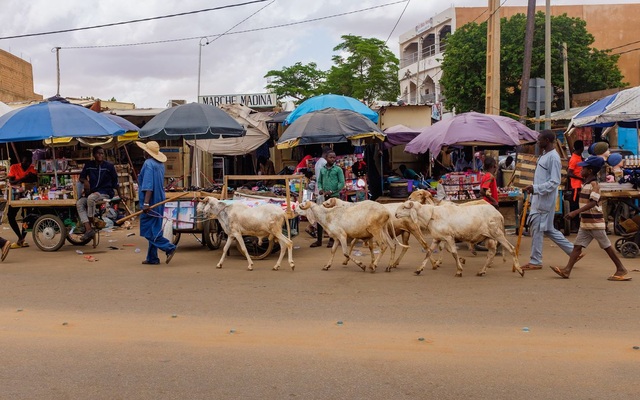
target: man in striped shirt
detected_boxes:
[550,156,630,281]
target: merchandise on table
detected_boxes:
[440,172,482,201]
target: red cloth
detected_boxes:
[8,163,37,182]
[294,155,313,172]
[480,172,498,204]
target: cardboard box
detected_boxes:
[160,147,184,177]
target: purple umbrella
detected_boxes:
[383,124,423,149]
[405,112,538,155]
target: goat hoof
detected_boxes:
[517,269,525,277]
[216,265,222,269]
[322,266,330,271]
[385,267,391,272]
[476,271,486,277]
[414,270,422,275]
[247,267,253,271]
[290,263,295,271]
[272,266,280,271]
[455,272,462,277]
[471,250,477,256]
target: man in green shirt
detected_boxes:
[311,151,345,248]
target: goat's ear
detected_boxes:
[409,207,418,225]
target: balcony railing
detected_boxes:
[400,43,439,69]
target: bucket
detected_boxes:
[389,180,409,198]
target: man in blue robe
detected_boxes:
[136,141,177,265]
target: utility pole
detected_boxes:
[544,0,552,129]
[416,37,422,105]
[562,42,570,111]
[485,0,501,115]
[518,0,536,123]
[52,47,61,96]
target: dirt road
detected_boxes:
[1,223,639,399]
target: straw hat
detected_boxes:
[136,141,167,163]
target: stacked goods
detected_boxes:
[512,153,568,188]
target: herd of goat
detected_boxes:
[198,189,525,278]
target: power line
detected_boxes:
[202,0,275,46]
[0,0,269,41]
[61,0,409,50]
[606,39,640,52]
[385,0,411,45]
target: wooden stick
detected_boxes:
[515,196,530,257]
[116,192,190,224]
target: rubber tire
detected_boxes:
[203,219,222,250]
[172,232,181,246]
[33,214,66,252]
[236,236,275,260]
[615,237,626,253]
[620,241,639,258]
[66,231,93,246]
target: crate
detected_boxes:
[620,215,640,234]
[513,153,568,188]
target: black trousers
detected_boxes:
[7,206,26,242]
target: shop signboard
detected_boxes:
[198,93,276,108]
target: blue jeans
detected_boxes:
[529,213,573,265]
[140,211,175,263]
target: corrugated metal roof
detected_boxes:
[107,108,166,117]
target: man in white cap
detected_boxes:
[136,141,177,265]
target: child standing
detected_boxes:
[480,156,499,207]
[550,156,630,281]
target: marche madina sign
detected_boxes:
[198,93,276,108]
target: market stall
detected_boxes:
[0,97,127,251]
[277,108,385,203]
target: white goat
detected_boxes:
[298,200,401,272]
[201,197,294,271]
[395,201,524,278]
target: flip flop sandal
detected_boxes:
[607,275,632,281]
[521,264,542,270]
[550,266,569,279]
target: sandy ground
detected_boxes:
[1,221,639,400]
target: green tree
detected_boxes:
[440,12,625,114]
[264,62,326,102]
[323,35,400,105]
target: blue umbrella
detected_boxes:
[0,97,125,143]
[284,94,378,125]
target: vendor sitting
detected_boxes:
[76,146,119,240]
[7,151,38,248]
[399,164,419,180]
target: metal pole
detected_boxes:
[562,42,570,111]
[544,0,552,129]
[416,37,422,105]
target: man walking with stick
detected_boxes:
[136,141,177,265]
[521,130,578,270]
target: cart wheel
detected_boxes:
[172,231,181,246]
[562,200,572,236]
[203,219,222,250]
[620,241,639,258]
[33,214,66,252]
[236,236,276,260]
[615,237,626,253]
[613,203,630,236]
[66,227,93,246]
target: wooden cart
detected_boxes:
[163,191,223,250]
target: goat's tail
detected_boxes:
[387,220,409,249]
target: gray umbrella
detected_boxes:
[139,102,246,140]
[276,108,384,149]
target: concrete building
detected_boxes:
[0,49,42,102]
[399,4,640,107]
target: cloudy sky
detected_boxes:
[0,0,632,108]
